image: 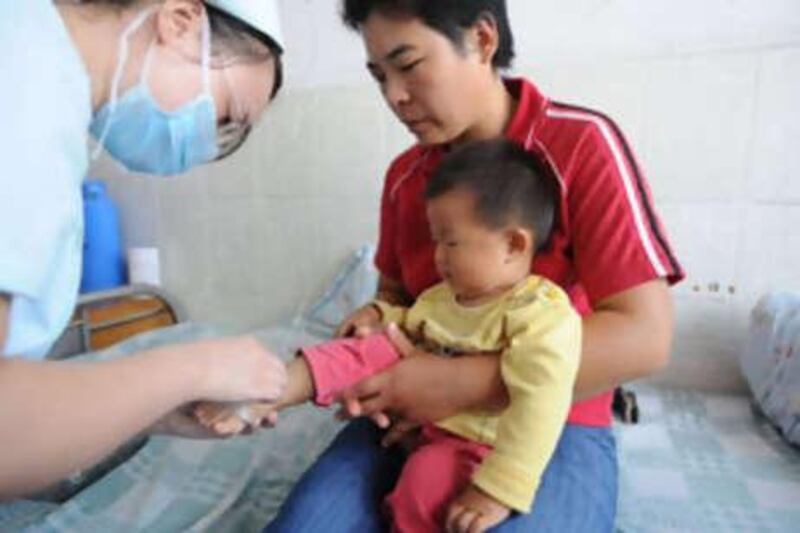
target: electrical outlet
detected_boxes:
[688,282,737,296]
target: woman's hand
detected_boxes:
[337,324,509,430]
[335,303,383,338]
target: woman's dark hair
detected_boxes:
[426,139,560,252]
[341,0,515,70]
[78,0,283,98]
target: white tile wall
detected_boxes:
[157,186,211,300]
[660,203,742,297]
[530,61,648,143]
[739,205,800,299]
[641,53,760,203]
[94,2,800,394]
[280,0,800,89]
[749,48,800,203]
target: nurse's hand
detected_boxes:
[151,335,287,439]
[193,335,288,403]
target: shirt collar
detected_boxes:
[503,77,549,148]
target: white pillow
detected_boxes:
[740,292,800,445]
[298,244,379,338]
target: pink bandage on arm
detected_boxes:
[300,333,402,406]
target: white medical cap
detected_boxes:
[206,0,284,51]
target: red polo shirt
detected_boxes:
[375,78,684,427]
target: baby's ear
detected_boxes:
[506,227,534,257]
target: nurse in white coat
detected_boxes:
[0,0,287,499]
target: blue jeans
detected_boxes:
[265,419,617,532]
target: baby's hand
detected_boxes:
[335,303,382,338]
[193,402,248,436]
[193,402,278,436]
[445,484,510,533]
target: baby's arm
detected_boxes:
[195,331,407,434]
[453,298,582,522]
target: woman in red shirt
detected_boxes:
[268,1,682,531]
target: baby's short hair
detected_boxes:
[425,139,560,252]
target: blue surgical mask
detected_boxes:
[90,7,219,176]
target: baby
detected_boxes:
[196,138,581,532]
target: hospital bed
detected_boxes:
[1,247,798,532]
